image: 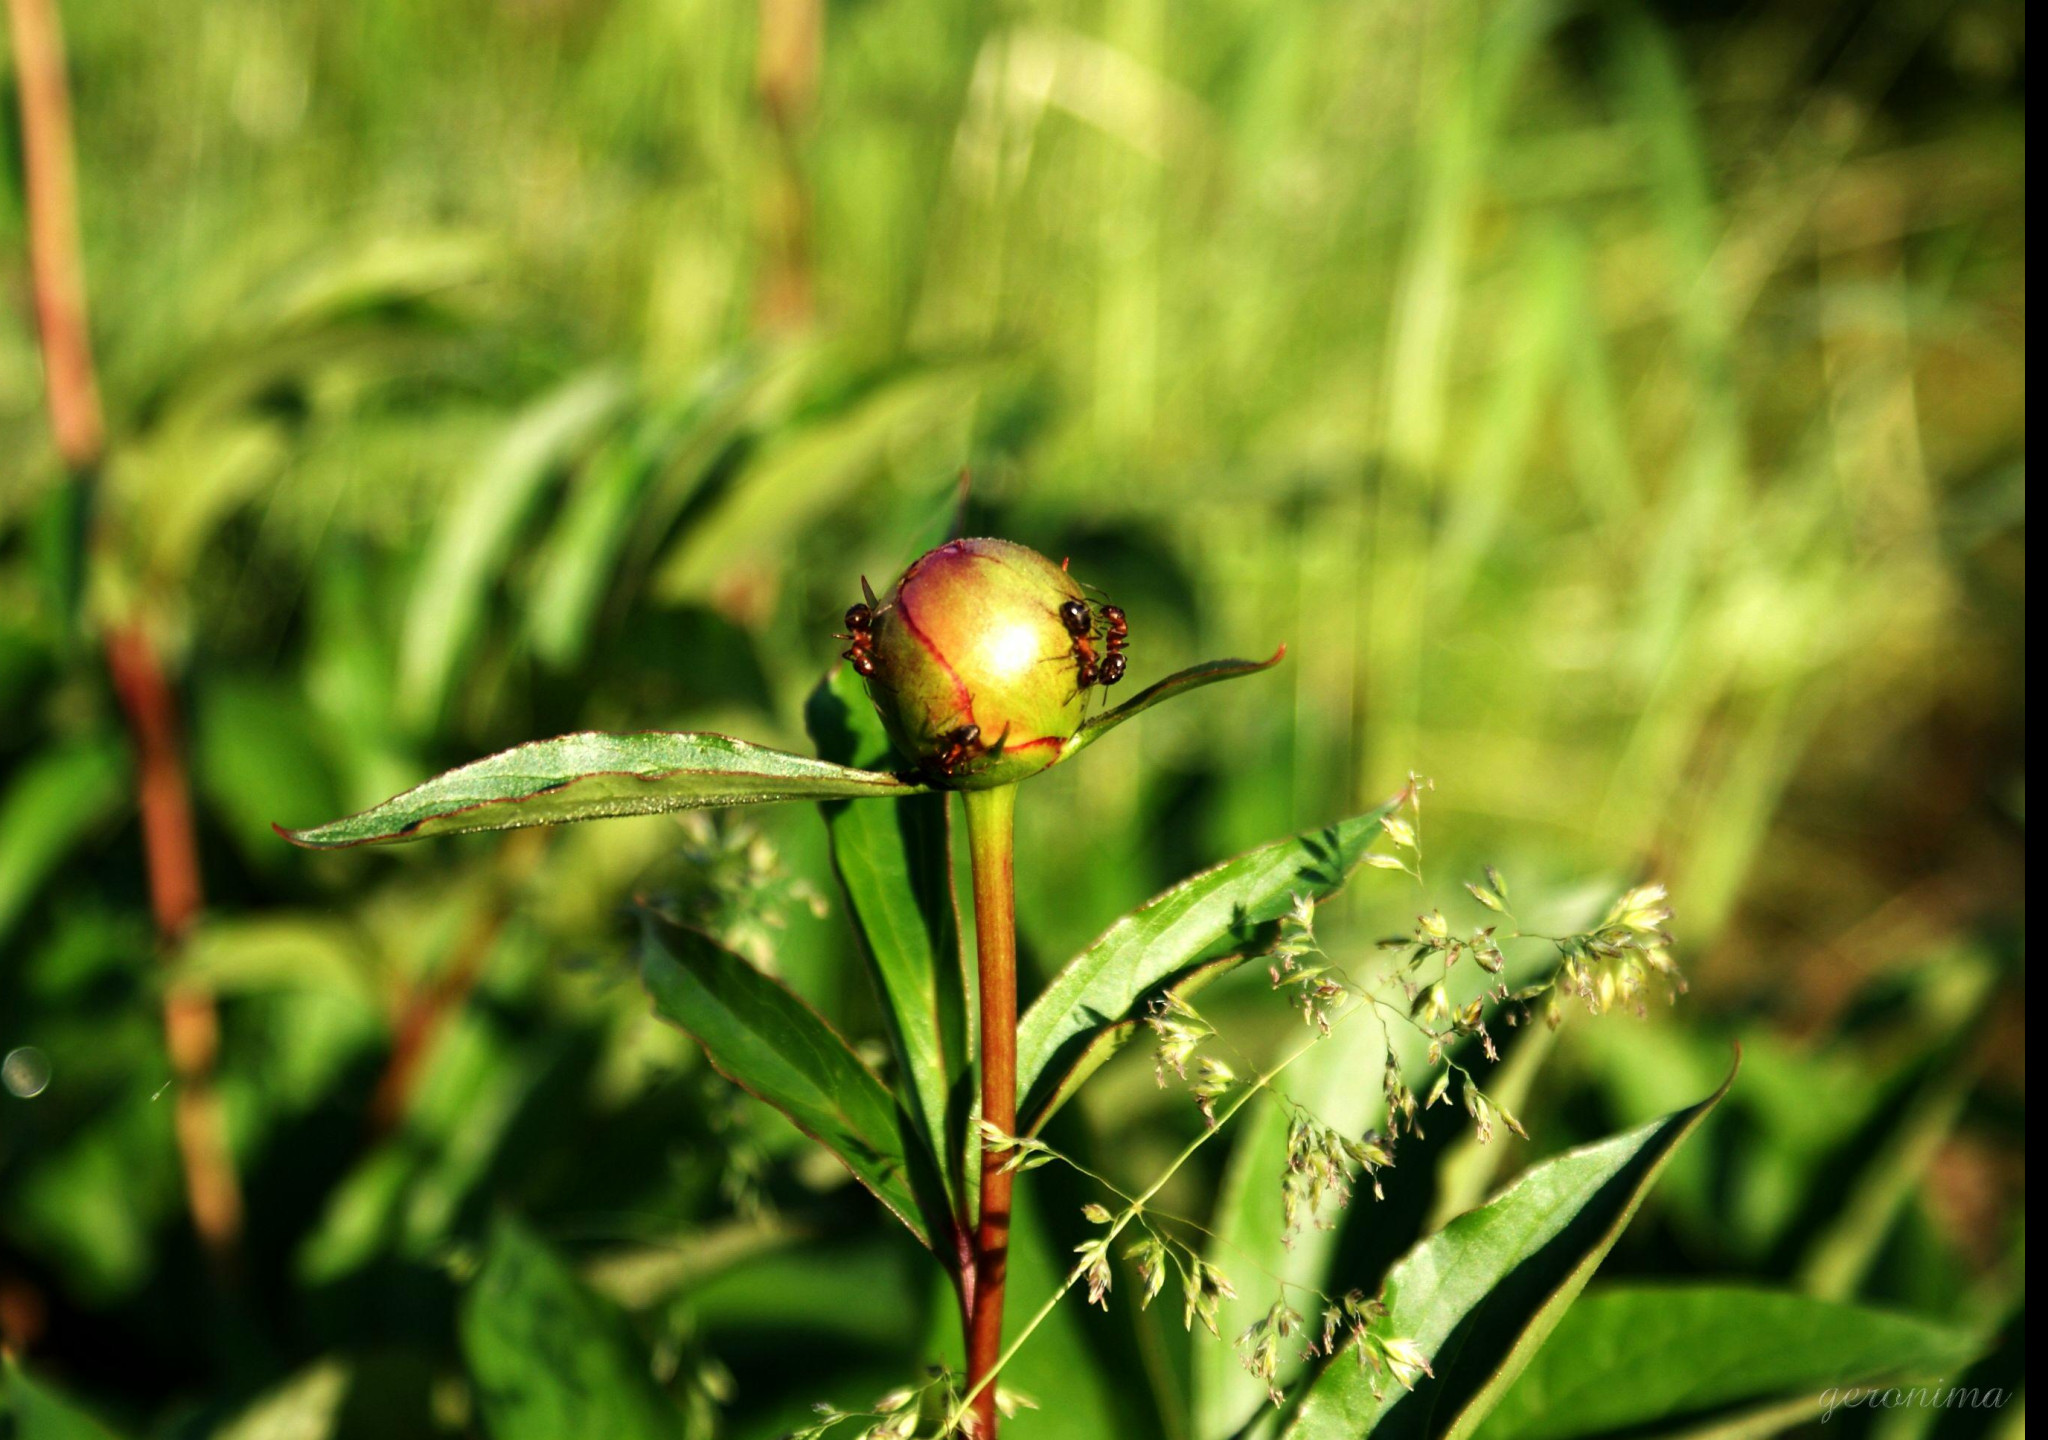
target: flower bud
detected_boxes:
[862,538,1091,788]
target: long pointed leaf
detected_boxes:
[460,1214,685,1440]
[398,371,628,727]
[1016,799,1400,1125]
[807,665,972,1216]
[277,731,922,848]
[1283,1060,1735,1440]
[1473,1283,1981,1440]
[526,363,766,670]
[1057,649,1285,764]
[638,913,938,1250]
[0,737,128,947]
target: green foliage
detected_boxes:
[1282,1070,1731,1440]
[278,732,923,847]
[1,1358,125,1440]
[807,667,972,1215]
[459,1213,685,1440]
[640,915,941,1252]
[398,372,632,729]
[1015,797,1398,1127]
[0,0,2022,1434]
[1056,650,1287,767]
[1473,1284,1983,1440]
[0,740,127,947]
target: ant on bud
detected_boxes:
[933,723,982,775]
[838,579,881,677]
[1060,596,1104,687]
[1058,595,1130,693]
[1097,603,1128,687]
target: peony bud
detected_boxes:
[861,537,1093,788]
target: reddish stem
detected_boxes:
[10,0,243,1272]
[105,624,244,1269]
[5,0,102,470]
[962,783,1018,1438]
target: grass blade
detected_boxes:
[397,371,627,728]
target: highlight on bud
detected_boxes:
[858,537,1094,788]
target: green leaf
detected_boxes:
[299,947,553,1284]
[1022,953,1238,1137]
[526,361,773,670]
[397,370,629,727]
[1197,1021,1390,1440]
[210,1360,352,1440]
[1,1357,126,1440]
[1015,799,1399,1126]
[276,731,922,848]
[195,673,340,870]
[1057,648,1286,764]
[0,737,127,948]
[1473,1284,1982,1440]
[1796,969,1995,1301]
[649,361,988,606]
[459,1214,684,1440]
[806,665,972,1214]
[1426,1024,1559,1233]
[1283,1060,1735,1440]
[120,418,287,588]
[639,913,938,1250]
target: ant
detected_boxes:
[1097,603,1128,686]
[1056,594,1131,693]
[838,578,882,677]
[1060,598,1102,688]
[932,724,981,775]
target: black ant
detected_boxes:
[932,724,981,775]
[1060,597,1102,688]
[838,578,882,677]
[1097,603,1128,686]
[1056,595,1129,692]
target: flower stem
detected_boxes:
[962,781,1019,1438]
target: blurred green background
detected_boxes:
[0,0,2024,1435]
